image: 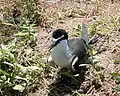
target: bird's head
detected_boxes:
[49,29,68,50]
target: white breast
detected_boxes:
[51,40,72,68]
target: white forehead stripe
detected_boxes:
[52,35,64,42]
[52,38,58,42]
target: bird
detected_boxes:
[48,22,92,71]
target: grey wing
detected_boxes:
[68,38,87,59]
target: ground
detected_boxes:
[27,0,120,96]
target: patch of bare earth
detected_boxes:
[29,0,120,96]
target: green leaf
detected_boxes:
[15,32,29,37]
[16,64,27,73]
[8,52,15,60]
[0,69,9,75]
[111,72,120,77]
[116,76,120,83]
[114,60,120,64]
[1,75,6,81]
[113,85,120,92]
[3,61,14,67]
[15,76,27,81]
[92,56,100,64]
[26,66,41,71]
[20,26,30,29]
[1,44,8,50]
[13,85,25,92]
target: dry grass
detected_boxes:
[34,0,120,96]
[0,0,120,96]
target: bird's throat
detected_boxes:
[53,40,72,57]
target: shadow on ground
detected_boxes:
[48,67,90,96]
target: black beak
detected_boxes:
[49,43,54,51]
[49,41,58,51]
[49,35,63,51]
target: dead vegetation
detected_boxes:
[0,0,120,96]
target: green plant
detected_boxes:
[72,91,88,96]
[111,72,120,92]
[0,42,44,95]
[0,20,46,95]
[21,0,46,25]
[21,0,39,24]
[1,0,46,26]
[15,20,36,41]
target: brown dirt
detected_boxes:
[29,0,120,96]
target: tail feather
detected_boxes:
[81,22,89,44]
